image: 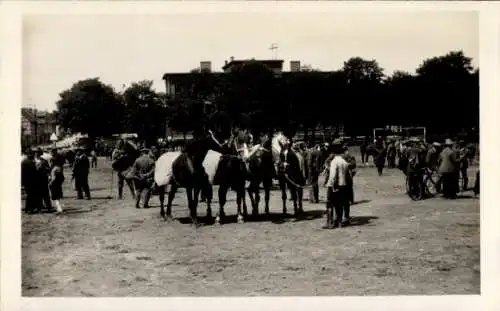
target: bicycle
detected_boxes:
[406,167,441,201]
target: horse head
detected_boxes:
[271,132,290,164]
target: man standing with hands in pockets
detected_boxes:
[324,140,351,229]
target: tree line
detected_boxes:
[55,50,478,146]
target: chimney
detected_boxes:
[200,61,211,72]
[290,60,301,72]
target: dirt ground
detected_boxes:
[22,150,480,296]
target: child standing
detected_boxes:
[49,162,65,214]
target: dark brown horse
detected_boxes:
[215,133,275,222]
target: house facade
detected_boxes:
[21,108,58,148]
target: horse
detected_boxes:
[271,132,306,218]
[155,130,230,227]
[111,140,141,199]
[216,132,275,222]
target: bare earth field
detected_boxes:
[22,150,480,296]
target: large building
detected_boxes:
[162,57,302,98]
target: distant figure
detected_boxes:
[22,148,40,214]
[373,139,387,176]
[73,148,91,200]
[457,141,470,191]
[132,148,156,209]
[90,149,98,168]
[360,139,367,165]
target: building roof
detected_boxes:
[221,59,284,71]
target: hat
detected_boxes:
[432,142,441,147]
[140,148,151,153]
[444,138,454,146]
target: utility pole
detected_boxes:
[269,43,278,60]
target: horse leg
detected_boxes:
[126,178,136,199]
[290,186,299,217]
[246,186,256,216]
[280,178,287,216]
[241,184,248,218]
[165,184,177,222]
[187,186,200,227]
[216,185,228,225]
[159,185,166,218]
[236,185,245,224]
[297,186,304,214]
[204,185,214,224]
[253,184,261,217]
[264,179,271,215]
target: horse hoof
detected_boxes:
[237,216,245,224]
[215,216,221,225]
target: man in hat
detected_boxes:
[438,139,460,199]
[132,148,156,209]
[35,147,53,212]
[324,140,351,229]
[306,142,323,204]
[22,148,41,213]
[72,147,91,200]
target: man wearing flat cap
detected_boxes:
[131,148,156,209]
[438,138,460,199]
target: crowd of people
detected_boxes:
[21,146,94,214]
[21,131,479,225]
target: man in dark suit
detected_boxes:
[73,148,91,200]
[438,139,460,199]
[307,144,323,203]
[22,148,40,213]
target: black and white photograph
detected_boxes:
[6,1,487,304]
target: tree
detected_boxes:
[56,78,123,143]
[415,50,478,134]
[122,80,167,146]
[341,57,385,136]
[343,57,385,84]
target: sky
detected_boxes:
[23,11,478,111]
